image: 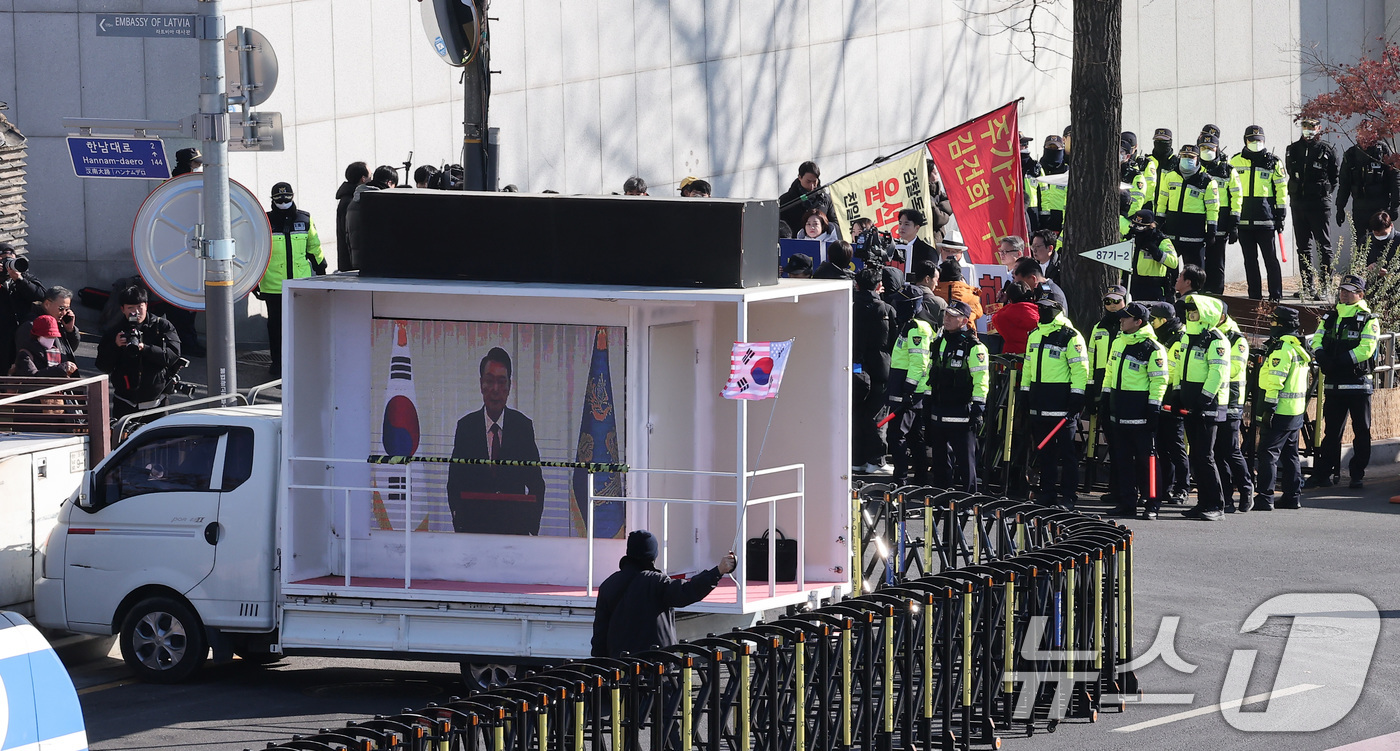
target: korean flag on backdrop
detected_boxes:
[722,340,794,400]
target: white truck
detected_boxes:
[33,274,853,683]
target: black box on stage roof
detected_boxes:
[351,189,779,288]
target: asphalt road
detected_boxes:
[62,462,1400,751]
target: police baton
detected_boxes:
[1277,231,1288,263]
[877,411,898,429]
[1036,417,1069,450]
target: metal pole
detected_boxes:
[200,0,237,398]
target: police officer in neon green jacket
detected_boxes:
[1309,274,1381,489]
[1155,144,1220,270]
[1252,306,1311,511]
[259,182,326,376]
[1125,210,1179,302]
[1215,310,1254,510]
[925,301,990,492]
[1022,298,1090,508]
[1171,295,1230,520]
[1103,302,1169,519]
[1230,125,1289,301]
[887,310,936,485]
[1037,135,1069,232]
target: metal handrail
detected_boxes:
[0,375,107,406]
[283,456,807,607]
[112,392,248,444]
[247,378,283,403]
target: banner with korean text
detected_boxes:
[927,101,1026,265]
[826,149,934,247]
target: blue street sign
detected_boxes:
[66,136,170,180]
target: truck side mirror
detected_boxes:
[76,472,94,509]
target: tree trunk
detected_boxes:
[1059,0,1123,329]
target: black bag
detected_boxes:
[746,529,798,582]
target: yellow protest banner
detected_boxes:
[826,149,933,247]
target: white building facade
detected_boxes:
[0,0,1392,328]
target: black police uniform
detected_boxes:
[1286,135,1339,296]
[1337,144,1400,242]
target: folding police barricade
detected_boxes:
[450,697,532,751]
[856,483,899,593]
[1003,551,1071,735]
[965,499,1026,562]
[865,589,925,751]
[982,355,1023,496]
[531,669,607,751]
[961,495,1007,566]
[626,650,699,751]
[338,720,408,751]
[496,683,567,751]
[415,704,482,751]
[358,714,433,751]
[771,612,850,751]
[741,625,804,751]
[912,573,973,751]
[824,599,890,751]
[567,660,634,751]
[938,567,1011,749]
[682,635,753,751]
[1015,507,1080,552]
[980,559,1035,738]
[1038,543,1102,723]
[1051,529,1133,714]
[920,490,971,575]
[891,579,958,751]
[890,486,939,581]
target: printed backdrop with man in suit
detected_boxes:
[369,318,627,538]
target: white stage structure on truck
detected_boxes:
[277,275,853,657]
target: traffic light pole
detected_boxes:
[199,0,237,398]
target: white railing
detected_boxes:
[285,457,806,604]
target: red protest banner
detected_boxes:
[927,101,1026,265]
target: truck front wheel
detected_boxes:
[119,596,208,683]
[461,662,518,692]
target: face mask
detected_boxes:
[1152,141,1173,158]
[1042,150,1064,167]
[1037,306,1058,325]
[38,336,57,349]
[1180,158,1198,172]
[273,200,293,210]
[1247,141,1265,152]
[1374,232,1390,241]
[1200,148,1217,161]
[1021,146,1030,155]
[1303,129,1317,139]
[1269,325,1291,339]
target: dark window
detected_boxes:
[221,427,256,491]
[98,431,221,506]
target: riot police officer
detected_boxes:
[887,298,936,485]
[1252,306,1311,511]
[1125,210,1179,302]
[1286,118,1339,299]
[1038,135,1069,232]
[1215,310,1254,511]
[1172,295,1230,521]
[1151,301,1190,505]
[1199,134,1242,294]
[925,301,990,492]
[1022,298,1090,509]
[1308,274,1378,489]
[1230,125,1290,301]
[1122,135,1149,215]
[1144,128,1177,212]
[1088,285,1129,503]
[1103,302,1169,519]
[1155,144,1220,269]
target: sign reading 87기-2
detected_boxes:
[1080,240,1134,272]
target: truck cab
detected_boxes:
[35,405,281,682]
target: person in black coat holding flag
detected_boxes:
[592,531,737,658]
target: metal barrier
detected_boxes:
[0,374,111,462]
[258,484,1138,751]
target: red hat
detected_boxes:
[31,315,60,339]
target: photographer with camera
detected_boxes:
[16,286,78,363]
[0,242,46,374]
[96,286,182,419]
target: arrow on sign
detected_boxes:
[99,17,108,32]
[1079,240,1134,272]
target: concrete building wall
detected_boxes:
[0,0,1387,332]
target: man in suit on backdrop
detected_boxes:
[447,347,547,535]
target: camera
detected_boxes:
[852,227,894,265]
[1,256,29,274]
[123,312,143,350]
[164,358,197,398]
